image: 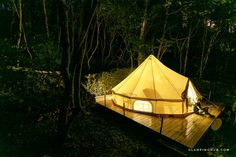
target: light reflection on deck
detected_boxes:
[96,95,223,148]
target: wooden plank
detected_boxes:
[131,113,146,121]
[161,118,176,132]
[144,115,157,128]
[148,117,161,132]
[183,117,212,148]
[188,117,215,148]
[161,118,182,135]
[179,112,219,148]
[174,116,201,143]
[134,115,153,127]
[95,95,224,149]
[181,117,207,145]
[175,114,203,138]
[176,115,206,148]
[180,105,224,148]
[124,111,137,119]
[164,118,189,140]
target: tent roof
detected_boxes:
[112,55,191,101]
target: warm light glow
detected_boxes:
[187,83,198,104]
[133,100,152,112]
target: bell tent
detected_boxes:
[111,55,202,115]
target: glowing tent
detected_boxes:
[111,55,202,115]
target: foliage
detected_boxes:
[0,38,18,66]
[0,37,61,70]
[0,69,61,156]
[0,0,236,156]
[83,68,132,96]
[30,37,61,70]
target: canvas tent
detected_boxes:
[111,55,202,115]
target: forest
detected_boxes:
[0,0,235,156]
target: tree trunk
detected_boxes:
[199,23,220,78]
[17,0,22,49]
[138,0,149,65]
[57,0,97,143]
[183,28,191,75]
[203,30,220,70]
[104,30,115,66]
[57,4,61,51]
[43,0,50,39]
[199,26,207,79]
[157,9,168,59]
[12,0,32,59]
[176,38,187,73]
[57,0,73,143]
[42,0,53,60]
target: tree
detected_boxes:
[11,0,32,59]
[57,0,98,143]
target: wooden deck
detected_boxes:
[96,95,224,149]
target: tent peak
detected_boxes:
[147,54,160,61]
[148,54,155,59]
